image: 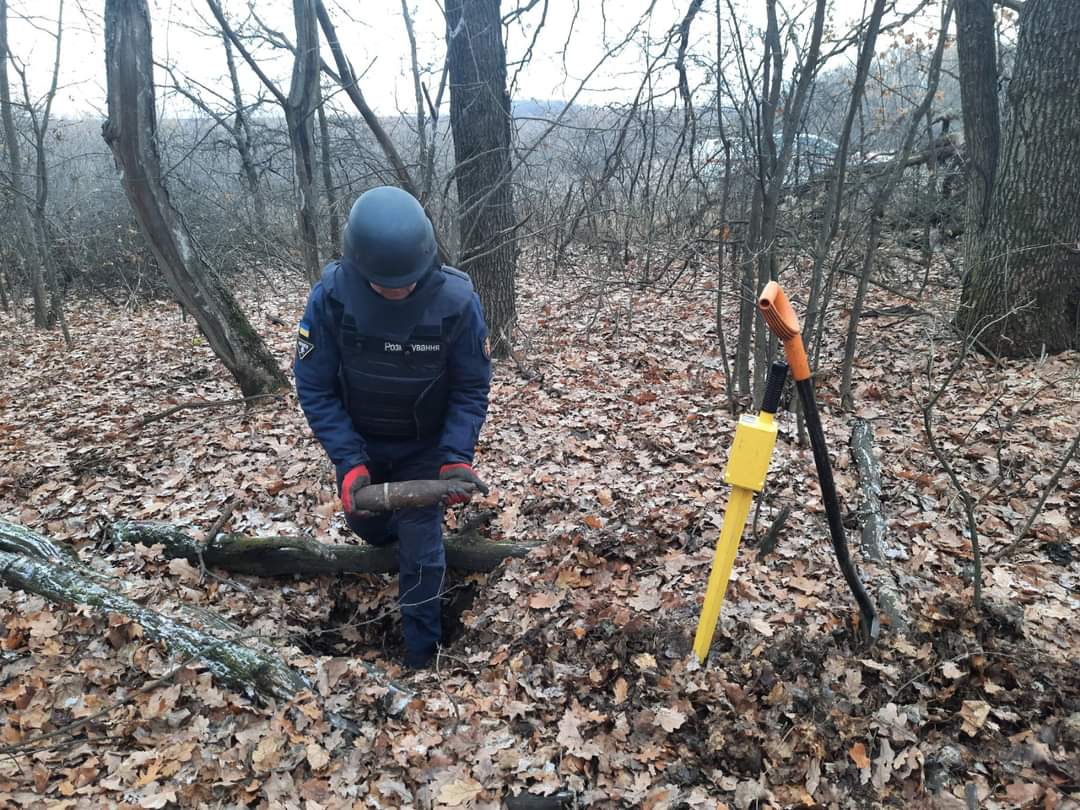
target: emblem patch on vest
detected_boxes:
[482,335,491,360]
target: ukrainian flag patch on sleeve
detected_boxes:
[297,321,314,359]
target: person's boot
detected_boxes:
[403,645,437,670]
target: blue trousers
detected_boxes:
[339,440,445,662]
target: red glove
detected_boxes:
[439,463,488,505]
[340,464,371,514]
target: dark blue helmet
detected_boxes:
[342,186,438,287]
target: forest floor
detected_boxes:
[1,253,1078,809]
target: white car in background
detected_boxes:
[693,133,840,186]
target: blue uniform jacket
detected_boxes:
[294,262,491,479]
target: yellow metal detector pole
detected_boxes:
[693,362,788,663]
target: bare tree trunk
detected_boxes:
[316,84,340,257]
[955,0,1000,239]
[956,0,1080,354]
[314,0,425,202]
[713,0,736,414]
[753,0,827,401]
[804,0,887,352]
[15,0,71,344]
[315,0,450,265]
[401,0,430,199]
[103,0,288,397]
[674,0,705,175]
[285,0,321,283]
[0,0,47,328]
[223,32,267,233]
[749,0,785,399]
[736,195,761,396]
[0,264,9,311]
[446,0,518,357]
[839,3,953,406]
[207,0,321,284]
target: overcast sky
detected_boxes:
[4,0,943,120]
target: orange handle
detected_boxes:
[758,282,811,381]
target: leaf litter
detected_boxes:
[0,261,1078,808]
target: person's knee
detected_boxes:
[344,512,395,545]
[396,513,444,565]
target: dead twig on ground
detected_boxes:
[198,495,243,586]
[992,431,1079,560]
[140,392,285,426]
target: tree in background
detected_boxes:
[0,0,48,327]
[955,0,1080,354]
[207,0,322,285]
[103,0,287,396]
[446,0,517,357]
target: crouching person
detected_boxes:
[294,186,491,668]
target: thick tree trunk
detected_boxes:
[102,0,288,397]
[446,0,517,357]
[287,0,322,284]
[956,0,1080,354]
[0,0,48,328]
[108,519,537,577]
[955,0,1000,237]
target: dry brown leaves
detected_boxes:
[0,262,1077,808]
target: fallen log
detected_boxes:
[850,419,888,561]
[0,519,412,712]
[0,519,305,701]
[107,521,537,576]
[0,519,79,564]
[2,519,250,640]
[849,419,909,632]
[0,550,306,701]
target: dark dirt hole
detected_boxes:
[298,577,479,659]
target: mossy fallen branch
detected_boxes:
[0,519,411,712]
[107,520,537,576]
[0,519,304,701]
[849,418,909,632]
